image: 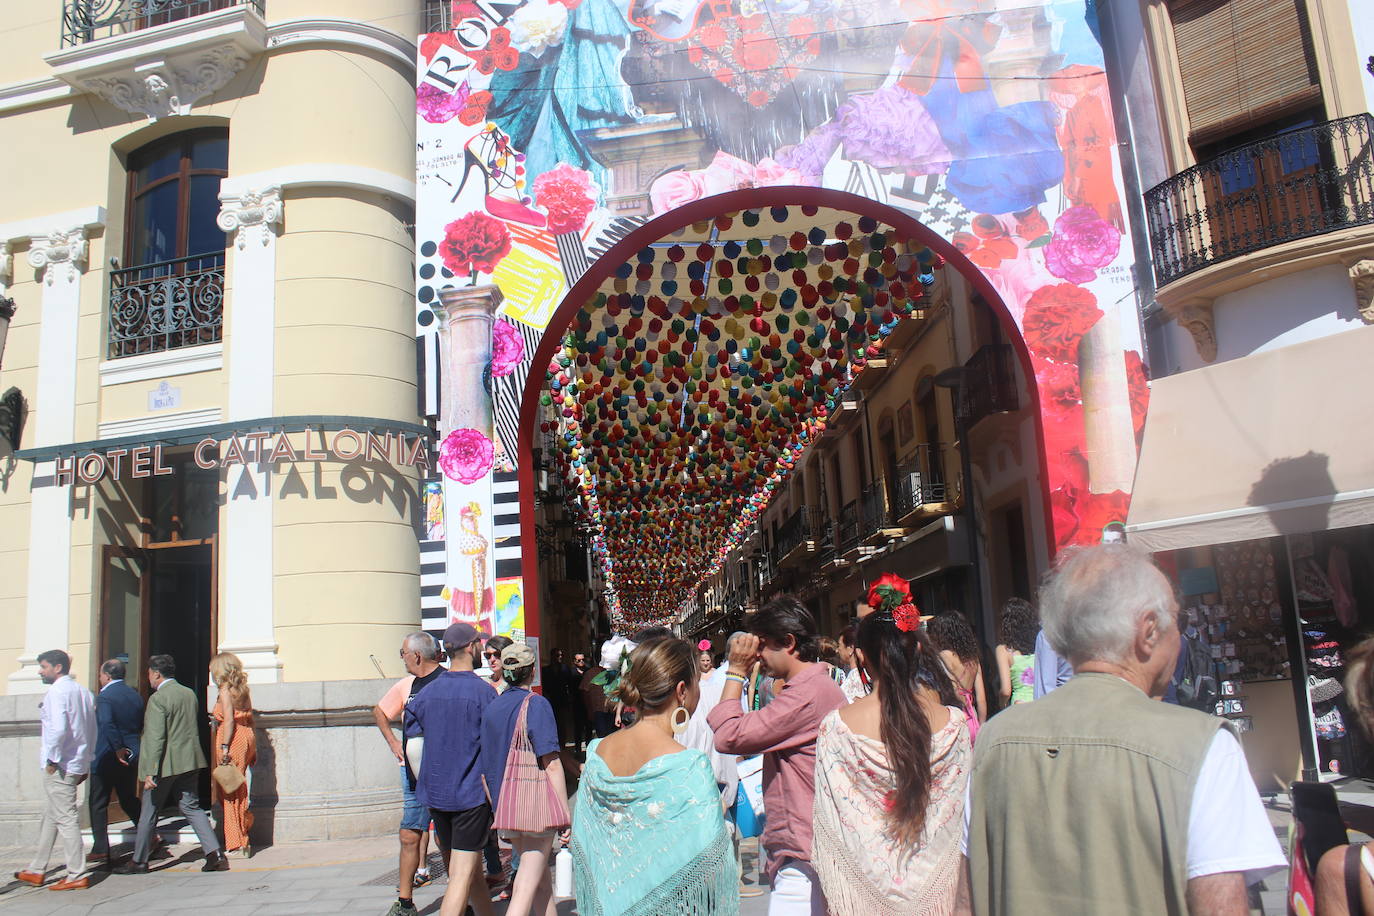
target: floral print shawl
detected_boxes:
[812,707,971,915]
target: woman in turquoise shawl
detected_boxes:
[571,636,737,916]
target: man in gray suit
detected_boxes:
[115,654,226,874]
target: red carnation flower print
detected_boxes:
[532,163,597,235]
[1020,283,1104,363]
[440,211,512,279]
[735,35,779,72]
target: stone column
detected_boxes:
[1078,306,1138,496]
[9,226,92,692]
[216,186,284,683]
[433,285,501,629]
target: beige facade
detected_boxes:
[0,0,424,843]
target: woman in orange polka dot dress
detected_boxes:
[210,652,257,857]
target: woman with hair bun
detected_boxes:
[811,586,971,914]
[570,636,737,916]
[209,652,256,857]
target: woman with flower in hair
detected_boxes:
[811,593,971,914]
[571,636,737,915]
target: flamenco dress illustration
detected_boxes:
[486,0,643,184]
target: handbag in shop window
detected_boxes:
[493,694,571,833]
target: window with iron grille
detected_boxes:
[110,129,228,359]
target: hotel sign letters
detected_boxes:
[54,428,431,486]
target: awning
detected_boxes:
[1126,324,1374,553]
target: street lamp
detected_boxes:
[933,366,990,643]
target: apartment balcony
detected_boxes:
[776,506,824,567]
[890,444,957,526]
[1145,114,1374,288]
[858,479,910,546]
[47,0,266,120]
[108,253,224,360]
[956,344,1019,428]
[837,499,861,560]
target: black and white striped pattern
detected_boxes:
[494,320,544,470]
[493,469,522,582]
[420,527,447,627]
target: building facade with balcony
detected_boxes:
[682,264,1048,654]
[0,0,423,844]
[1103,0,1374,787]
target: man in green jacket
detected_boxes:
[116,654,227,874]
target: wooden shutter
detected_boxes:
[1167,0,1320,144]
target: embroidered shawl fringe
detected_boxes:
[813,812,959,916]
[574,823,737,916]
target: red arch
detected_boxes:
[516,186,1050,639]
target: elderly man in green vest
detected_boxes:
[115,654,227,875]
[957,544,1284,916]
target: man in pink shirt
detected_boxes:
[709,596,846,916]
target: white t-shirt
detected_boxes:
[962,728,1286,884]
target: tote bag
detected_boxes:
[493,694,571,833]
[733,754,766,838]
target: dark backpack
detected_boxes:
[1176,631,1219,711]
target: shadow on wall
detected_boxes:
[247,727,278,852]
[1247,451,1334,536]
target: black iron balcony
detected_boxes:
[62,0,264,46]
[837,500,860,557]
[424,0,455,33]
[890,443,955,525]
[1145,114,1374,286]
[776,506,824,567]
[108,253,224,359]
[956,344,1019,426]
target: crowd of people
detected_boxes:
[21,543,1330,914]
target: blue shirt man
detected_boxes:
[1032,630,1073,699]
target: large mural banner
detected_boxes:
[415,0,1149,626]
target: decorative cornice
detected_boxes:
[78,46,252,120]
[219,164,416,205]
[266,19,417,71]
[99,341,224,386]
[1174,301,1217,363]
[1350,259,1374,325]
[218,185,283,249]
[26,226,89,285]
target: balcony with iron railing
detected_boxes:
[1144,114,1374,287]
[61,0,264,46]
[776,505,824,567]
[890,443,957,526]
[956,344,1019,427]
[108,253,225,359]
[424,0,457,33]
[837,500,860,558]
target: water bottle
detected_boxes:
[554,845,573,898]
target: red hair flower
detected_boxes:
[892,602,921,633]
[867,571,911,613]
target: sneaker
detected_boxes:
[1316,707,1347,740]
[412,869,432,889]
[386,900,419,916]
[1310,675,1344,704]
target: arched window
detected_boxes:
[110,129,228,358]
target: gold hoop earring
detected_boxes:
[671,705,690,735]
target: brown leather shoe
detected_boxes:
[49,875,89,891]
[12,870,44,887]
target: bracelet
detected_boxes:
[724,672,748,686]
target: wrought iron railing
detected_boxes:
[1145,114,1374,285]
[957,344,1018,425]
[776,505,823,560]
[108,253,224,359]
[62,0,264,46]
[858,480,891,539]
[424,0,455,33]
[890,443,952,519]
[837,499,860,555]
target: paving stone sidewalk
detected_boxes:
[0,836,774,916]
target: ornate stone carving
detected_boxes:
[1349,259,1374,324]
[1175,301,1217,363]
[26,228,89,286]
[78,46,250,121]
[217,186,283,249]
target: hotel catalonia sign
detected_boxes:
[54,427,431,486]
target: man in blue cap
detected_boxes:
[407,622,496,916]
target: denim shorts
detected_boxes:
[399,765,428,832]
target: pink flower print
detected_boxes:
[491,319,525,378]
[1042,205,1122,284]
[1020,665,1036,687]
[439,428,494,483]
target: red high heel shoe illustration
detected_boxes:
[451,123,546,228]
